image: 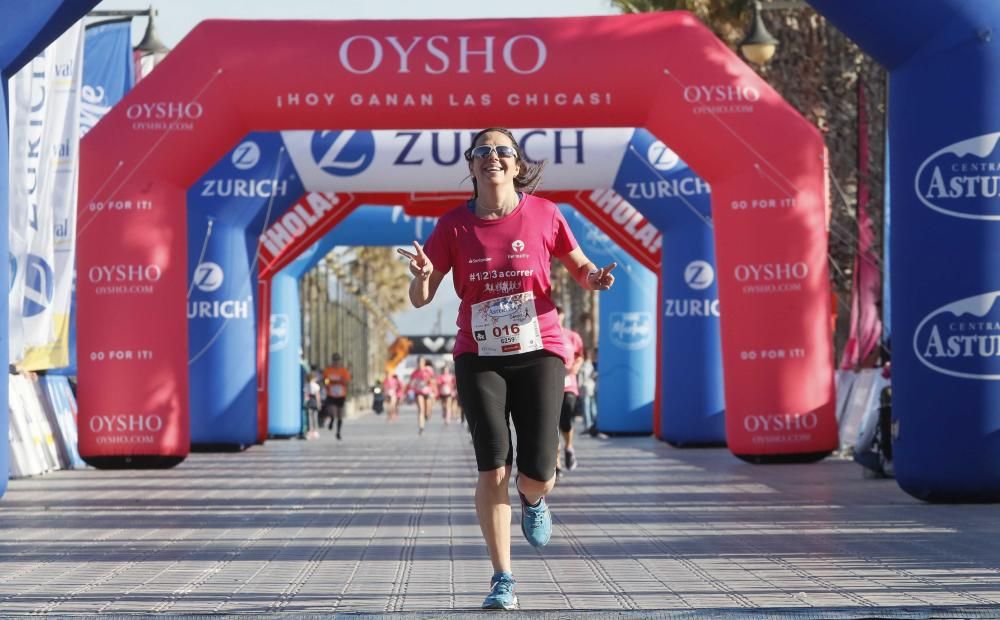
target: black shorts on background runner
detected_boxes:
[559,392,578,433]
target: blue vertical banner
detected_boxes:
[79,18,134,137]
[561,204,656,434]
[613,129,725,445]
[187,133,303,447]
[268,206,435,436]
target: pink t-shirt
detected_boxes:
[561,326,584,395]
[384,375,402,398]
[408,366,436,396]
[423,194,578,364]
[438,372,456,396]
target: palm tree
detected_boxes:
[345,246,412,379]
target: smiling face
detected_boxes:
[468,131,520,194]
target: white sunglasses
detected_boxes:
[466,145,518,160]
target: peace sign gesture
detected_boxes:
[397,241,433,281]
[587,262,617,290]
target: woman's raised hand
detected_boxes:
[588,262,617,290]
[397,241,432,281]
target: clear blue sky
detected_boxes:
[92,0,620,48]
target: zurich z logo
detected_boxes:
[310,130,375,177]
[23,254,54,317]
[194,261,224,293]
[231,140,261,170]
[684,260,714,291]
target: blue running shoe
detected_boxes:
[482,572,518,610]
[519,490,552,547]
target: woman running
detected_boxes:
[407,357,437,435]
[398,127,615,610]
[437,364,458,424]
[384,371,402,422]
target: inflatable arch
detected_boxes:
[78,13,834,467]
[1,0,102,497]
[189,128,720,444]
[186,132,300,448]
[266,205,437,438]
[809,0,1000,501]
[183,128,665,445]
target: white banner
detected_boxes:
[281,128,632,192]
[9,23,83,368]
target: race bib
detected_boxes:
[329,384,346,398]
[471,292,542,356]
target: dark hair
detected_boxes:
[464,127,545,197]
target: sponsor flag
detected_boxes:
[839,81,882,369]
[79,18,135,137]
[9,23,83,368]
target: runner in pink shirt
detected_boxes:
[397,127,616,610]
[406,357,437,435]
[556,306,585,476]
[383,372,402,422]
[437,364,458,424]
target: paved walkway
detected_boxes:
[2,407,1000,618]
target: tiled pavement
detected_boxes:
[2,407,1000,618]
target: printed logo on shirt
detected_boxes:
[508,238,529,259]
[468,257,492,264]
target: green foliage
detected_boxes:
[612,0,749,25]
[611,0,751,43]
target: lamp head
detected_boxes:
[740,1,779,65]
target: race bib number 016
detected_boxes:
[471,292,543,356]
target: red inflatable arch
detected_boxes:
[78,13,835,466]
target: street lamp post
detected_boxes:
[133,7,169,77]
[89,6,170,79]
[739,1,780,65]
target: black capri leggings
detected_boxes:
[455,350,566,482]
[559,392,578,433]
